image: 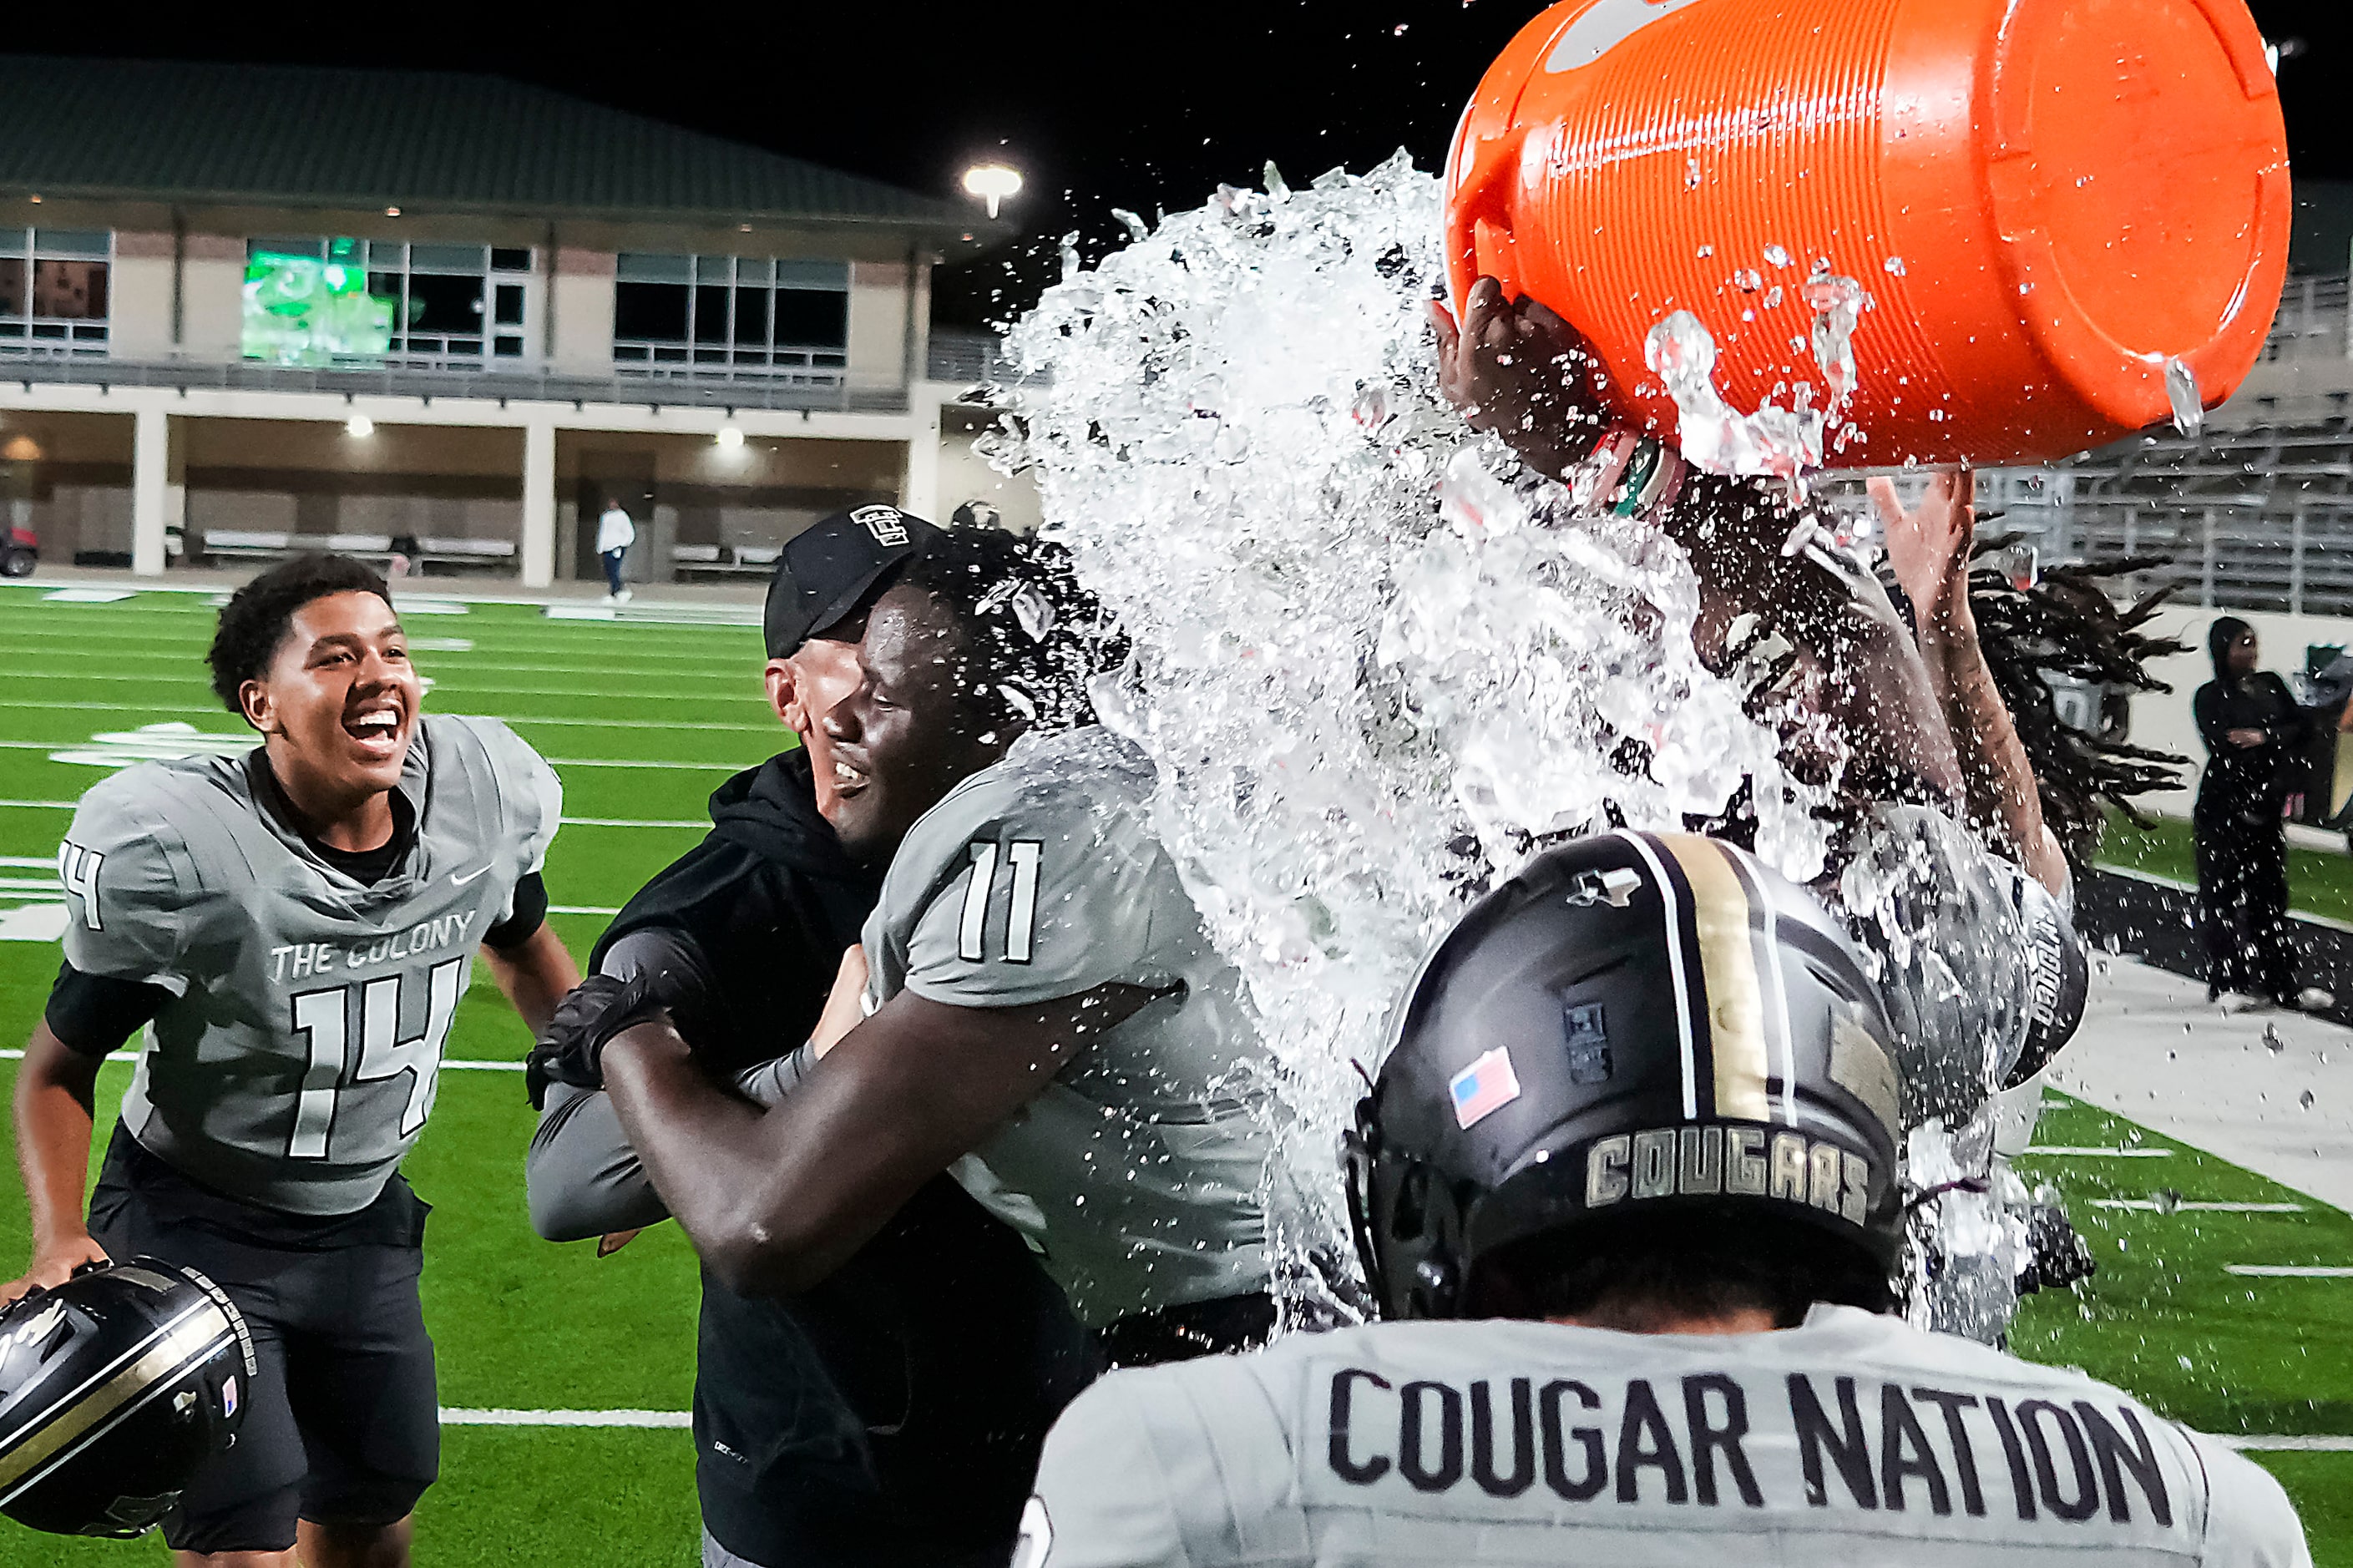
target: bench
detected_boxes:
[195,531,517,576]
[672,543,782,580]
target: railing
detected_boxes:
[927,328,1022,388]
[2261,274,2351,363]
[0,351,905,415]
[1984,420,2353,618]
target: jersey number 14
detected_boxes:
[286,959,464,1159]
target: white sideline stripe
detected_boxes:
[0,702,770,733]
[2091,1200,2307,1212]
[439,1408,690,1429]
[547,757,751,771]
[561,817,706,829]
[2226,1265,2353,1277]
[0,746,749,774]
[2219,1434,2353,1452]
[2022,1146,2174,1157]
[0,797,76,807]
[0,1049,529,1071]
[549,905,624,917]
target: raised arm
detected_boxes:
[1873,472,2067,894]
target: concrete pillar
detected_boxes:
[132,406,170,576]
[899,394,943,523]
[521,420,557,588]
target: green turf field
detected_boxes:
[0,583,2347,1564]
[2098,812,2353,926]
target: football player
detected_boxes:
[526,508,1098,1568]
[1017,832,2308,1567]
[1435,279,2092,1338]
[533,525,1281,1366]
[6,554,579,1568]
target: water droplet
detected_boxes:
[1883,255,1907,276]
[1763,243,1792,268]
[2165,357,2204,438]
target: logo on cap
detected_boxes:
[851,505,910,548]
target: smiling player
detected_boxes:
[5,554,579,1568]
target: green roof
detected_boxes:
[0,55,993,238]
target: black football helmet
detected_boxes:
[0,1258,254,1538]
[1347,831,1905,1319]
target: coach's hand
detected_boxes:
[1,1232,110,1308]
[528,972,673,1103]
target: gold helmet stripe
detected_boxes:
[0,1299,235,1498]
[1660,836,1774,1124]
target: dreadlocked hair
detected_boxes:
[1963,533,2189,867]
[897,527,1126,735]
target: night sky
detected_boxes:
[32,0,2353,326]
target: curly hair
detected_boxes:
[895,527,1125,734]
[205,553,393,712]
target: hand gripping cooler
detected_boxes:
[1445,0,2292,467]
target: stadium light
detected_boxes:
[715,424,746,451]
[962,164,1024,219]
[346,415,375,438]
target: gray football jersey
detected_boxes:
[862,724,1272,1327]
[1023,1308,2310,1568]
[58,715,562,1215]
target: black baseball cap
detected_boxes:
[762,505,941,658]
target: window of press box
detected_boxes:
[613,255,848,375]
[240,238,530,367]
[0,230,113,357]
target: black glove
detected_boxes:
[526,972,672,1108]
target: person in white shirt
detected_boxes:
[1020,831,2310,1568]
[595,500,637,603]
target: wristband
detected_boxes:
[1570,427,1688,525]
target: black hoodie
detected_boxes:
[590,748,1100,1568]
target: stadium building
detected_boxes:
[0,56,1035,588]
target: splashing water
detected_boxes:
[995,156,1829,1318]
[2164,355,2204,438]
[1645,265,1870,483]
[1645,310,1823,480]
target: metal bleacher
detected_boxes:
[1968,271,2353,618]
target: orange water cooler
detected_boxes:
[1445,0,2292,467]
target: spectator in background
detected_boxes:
[2194,616,2329,1011]
[597,498,637,604]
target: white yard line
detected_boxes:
[2219,1434,2353,1452]
[0,798,74,808]
[544,757,750,771]
[438,1409,691,1429]
[2224,1265,2353,1278]
[0,1049,530,1070]
[2022,1146,2174,1157]
[2089,1200,2306,1212]
[0,702,770,733]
